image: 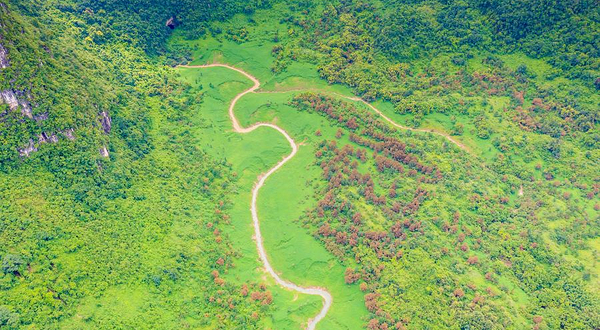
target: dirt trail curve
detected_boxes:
[340,95,469,152]
[180,63,332,330]
[179,62,469,329]
[255,91,469,152]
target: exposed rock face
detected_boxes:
[99,146,109,158]
[38,132,58,143]
[62,128,75,140]
[0,43,8,68]
[0,89,18,109]
[15,90,33,118]
[0,40,33,118]
[1,10,83,160]
[100,111,111,133]
[0,89,33,118]
[98,112,111,158]
[17,130,73,157]
[166,16,178,29]
[18,139,37,157]
[33,112,48,122]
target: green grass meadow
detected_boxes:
[177,60,368,329]
[172,10,598,328]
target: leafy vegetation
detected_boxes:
[291,92,598,329]
[1,0,598,329]
[1,1,275,329]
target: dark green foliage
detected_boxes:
[290,93,599,329]
[471,0,593,39]
[1,0,598,329]
[1,254,24,275]
[0,1,272,328]
[473,0,599,78]
[71,0,272,54]
[0,306,19,329]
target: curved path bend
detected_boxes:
[256,90,469,152]
[180,63,332,330]
[179,62,469,329]
[340,95,469,151]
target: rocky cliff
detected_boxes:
[0,43,9,68]
[0,88,33,118]
[0,40,65,156]
[0,3,112,161]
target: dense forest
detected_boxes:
[1,0,598,329]
[291,92,597,329]
[1,0,273,328]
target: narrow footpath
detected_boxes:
[180,63,332,330]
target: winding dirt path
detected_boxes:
[180,64,332,330]
[179,62,469,329]
[340,95,469,152]
[256,90,469,152]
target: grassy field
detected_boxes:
[171,8,598,329]
[177,61,370,329]
[172,18,377,328]
[3,1,597,329]
[178,66,322,328]
[174,28,484,328]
